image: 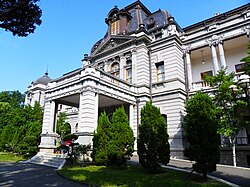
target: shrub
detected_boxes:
[92,112,111,165]
[138,102,170,173]
[108,107,134,168]
[184,92,220,178]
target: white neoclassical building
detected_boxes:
[25,1,250,166]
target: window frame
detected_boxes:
[156,61,165,82]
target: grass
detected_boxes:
[0,152,25,162]
[58,165,229,187]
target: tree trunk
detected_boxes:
[231,136,237,167]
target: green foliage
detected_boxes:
[0,124,16,151]
[184,92,220,177]
[0,92,43,157]
[108,107,134,167]
[0,0,42,37]
[92,112,111,165]
[241,41,250,76]
[56,112,70,137]
[93,108,134,168]
[63,134,78,141]
[0,90,24,108]
[204,69,249,137]
[138,102,170,172]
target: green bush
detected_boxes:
[138,102,170,172]
[108,107,134,168]
[184,92,220,178]
[92,112,111,165]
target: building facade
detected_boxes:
[25,1,250,166]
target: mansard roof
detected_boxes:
[91,0,178,56]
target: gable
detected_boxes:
[91,35,136,56]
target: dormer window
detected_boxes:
[111,20,119,35]
[147,17,155,29]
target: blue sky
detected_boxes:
[0,0,248,93]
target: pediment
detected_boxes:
[92,35,135,56]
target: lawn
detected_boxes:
[0,152,25,162]
[58,165,229,187]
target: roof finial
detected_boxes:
[45,65,49,76]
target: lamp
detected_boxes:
[201,50,205,64]
[229,74,250,114]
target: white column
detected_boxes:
[185,51,193,90]
[132,49,137,84]
[218,41,227,69]
[120,55,126,80]
[210,44,220,74]
[41,100,56,134]
[39,100,57,153]
[78,89,98,145]
[129,104,134,131]
[104,60,109,72]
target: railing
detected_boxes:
[236,137,249,146]
[192,80,210,90]
[100,71,132,90]
[221,136,249,147]
[191,73,245,90]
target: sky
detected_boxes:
[0,0,249,94]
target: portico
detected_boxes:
[39,67,137,153]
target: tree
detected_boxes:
[184,92,220,178]
[0,90,24,108]
[0,0,42,36]
[138,102,170,173]
[92,112,111,165]
[241,41,250,75]
[108,107,134,168]
[56,112,70,137]
[205,69,249,166]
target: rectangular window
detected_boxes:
[200,70,213,80]
[111,21,119,35]
[126,68,132,84]
[156,62,165,82]
[235,63,245,73]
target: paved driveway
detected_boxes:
[169,159,250,187]
[0,162,87,187]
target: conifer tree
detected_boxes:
[92,112,111,165]
[108,107,134,167]
[184,92,220,178]
[138,102,170,172]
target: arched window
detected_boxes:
[111,62,120,78]
[125,59,132,83]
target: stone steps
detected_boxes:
[27,153,66,169]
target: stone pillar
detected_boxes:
[104,60,109,72]
[185,50,193,90]
[210,43,220,74]
[39,100,58,153]
[120,55,126,80]
[77,88,99,145]
[218,40,227,69]
[129,104,134,131]
[132,49,137,84]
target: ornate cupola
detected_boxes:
[105,5,132,36]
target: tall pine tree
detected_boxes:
[108,107,134,167]
[184,92,220,178]
[92,112,111,165]
[138,102,170,173]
